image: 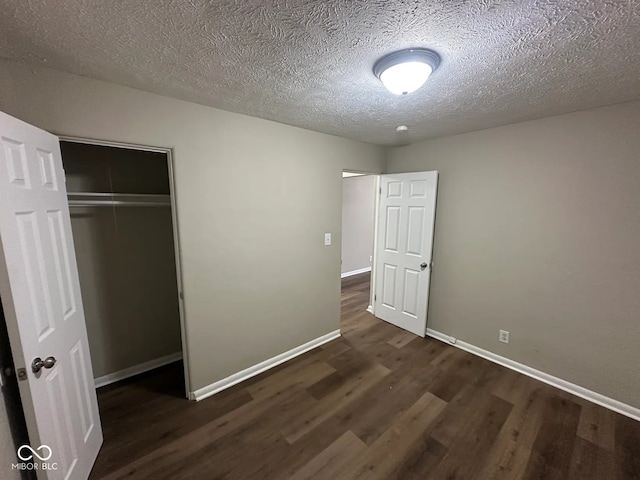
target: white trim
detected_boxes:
[190,330,341,401]
[166,147,191,398]
[366,305,374,314]
[57,135,170,153]
[342,169,381,176]
[93,352,182,389]
[370,175,381,313]
[341,267,371,278]
[426,328,640,422]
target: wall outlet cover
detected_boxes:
[499,330,510,344]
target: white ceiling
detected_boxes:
[1,1,639,146]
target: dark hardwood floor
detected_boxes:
[90,272,640,479]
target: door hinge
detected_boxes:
[379,187,382,195]
[179,291,184,300]
[374,294,377,301]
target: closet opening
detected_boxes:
[59,137,189,399]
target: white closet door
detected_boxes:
[0,111,102,479]
[374,171,438,337]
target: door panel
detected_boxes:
[384,206,400,251]
[406,206,425,256]
[47,209,77,320]
[0,111,102,479]
[402,268,420,317]
[381,264,397,308]
[374,171,438,337]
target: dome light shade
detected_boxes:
[379,62,433,95]
[373,48,440,95]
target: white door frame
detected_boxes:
[341,169,381,315]
[57,135,191,397]
[369,174,381,314]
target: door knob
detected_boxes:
[420,262,429,270]
[31,356,57,373]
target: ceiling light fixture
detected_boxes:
[373,48,440,95]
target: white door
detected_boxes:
[0,111,102,479]
[373,171,438,336]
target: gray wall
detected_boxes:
[387,101,640,409]
[341,175,376,274]
[0,59,385,396]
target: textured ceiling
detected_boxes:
[1,1,639,145]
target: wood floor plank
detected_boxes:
[522,394,582,479]
[393,434,448,480]
[387,330,417,349]
[474,381,548,480]
[568,436,615,480]
[615,414,640,480]
[576,400,616,452]
[340,391,447,479]
[428,362,500,448]
[246,359,336,400]
[281,363,391,443]
[427,392,513,480]
[288,430,367,480]
[89,272,640,480]
[347,364,441,445]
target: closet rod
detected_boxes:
[67,192,171,207]
[67,192,170,199]
[68,201,170,207]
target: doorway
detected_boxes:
[58,137,189,397]
[342,170,439,338]
[340,171,378,328]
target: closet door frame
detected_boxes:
[58,135,191,397]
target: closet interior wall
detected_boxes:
[60,141,182,383]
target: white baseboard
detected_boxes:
[426,328,640,422]
[341,267,371,278]
[366,305,374,314]
[94,352,182,389]
[190,330,341,401]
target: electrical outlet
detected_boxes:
[499,330,510,344]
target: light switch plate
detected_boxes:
[324,233,332,246]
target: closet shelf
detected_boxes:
[67,192,171,207]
